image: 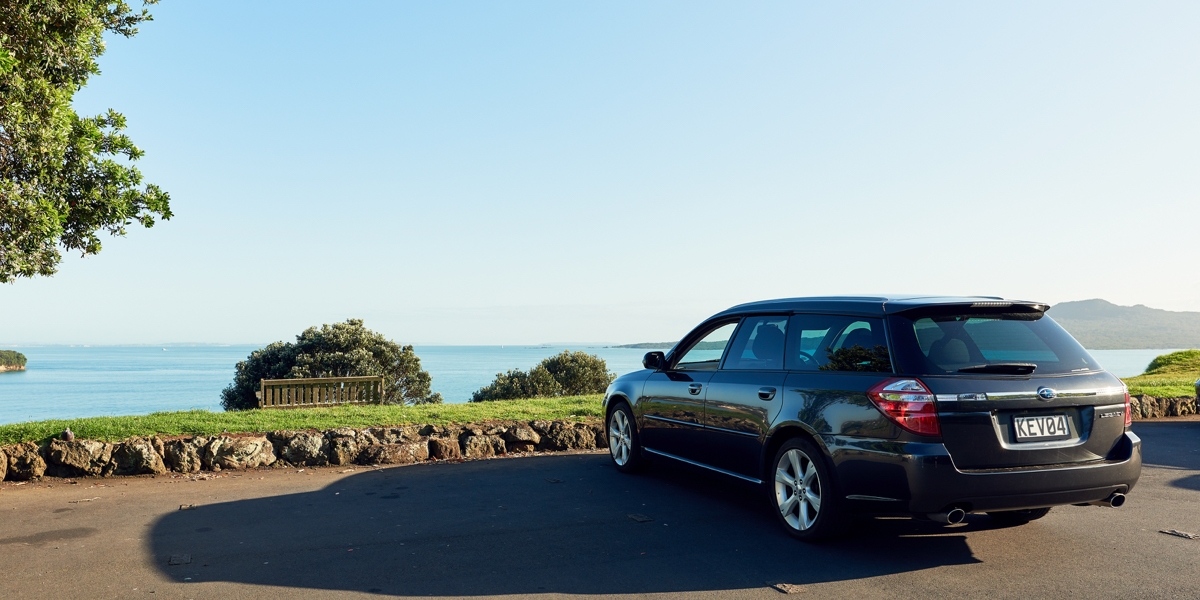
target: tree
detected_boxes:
[0,1,171,282]
[471,350,615,402]
[221,319,443,411]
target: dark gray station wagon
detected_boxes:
[602,296,1142,541]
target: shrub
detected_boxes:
[221,319,442,411]
[472,351,615,402]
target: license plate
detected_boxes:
[1014,414,1071,442]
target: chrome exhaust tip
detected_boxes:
[928,507,967,524]
[1087,492,1126,508]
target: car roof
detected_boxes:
[712,295,1049,317]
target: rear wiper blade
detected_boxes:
[957,363,1037,375]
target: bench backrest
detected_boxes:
[257,376,384,409]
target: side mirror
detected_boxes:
[643,351,666,370]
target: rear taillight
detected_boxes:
[867,378,940,437]
[1122,383,1132,427]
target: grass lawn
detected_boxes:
[0,394,604,446]
[1121,350,1200,398]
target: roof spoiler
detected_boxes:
[888,301,1050,318]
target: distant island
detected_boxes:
[613,342,677,349]
[614,341,724,351]
[615,300,1200,351]
[1047,299,1200,350]
[0,350,27,372]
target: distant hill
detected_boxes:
[1048,299,1200,350]
[616,300,1200,351]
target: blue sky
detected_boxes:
[2,1,1198,345]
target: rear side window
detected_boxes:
[891,312,1098,375]
[723,316,788,370]
[785,314,892,373]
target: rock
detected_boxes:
[112,437,167,475]
[529,420,554,437]
[462,434,506,459]
[277,431,329,466]
[205,436,276,470]
[5,442,47,480]
[461,435,493,459]
[163,437,209,473]
[357,441,429,465]
[538,422,597,451]
[503,422,541,453]
[325,428,373,465]
[1136,395,1159,419]
[428,437,462,460]
[1165,397,1198,417]
[0,447,7,481]
[369,427,424,444]
[506,441,538,453]
[588,422,607,448]
[47,439,115,477]
[503,423,541,445]
[483,423,509,436]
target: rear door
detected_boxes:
[701,315,789,477]
[888,308,1127,469]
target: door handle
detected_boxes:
[758,387,777,401]
[687,383,703,396]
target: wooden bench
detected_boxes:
[256,376,384,409]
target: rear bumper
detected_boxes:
[826,431,1142,514]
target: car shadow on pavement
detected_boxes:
[1169,474,1200,491]
[151,453,994,596]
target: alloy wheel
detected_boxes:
[609,409,632,466]
[775,448,822,531]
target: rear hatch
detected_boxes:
[887,303,1128,470]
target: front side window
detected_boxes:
[786,314,892,372]
[723,316,788,370]
[674,321,738,370]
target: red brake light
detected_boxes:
[1122,383,1132,427]
[868,378,940,437]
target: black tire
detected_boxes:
[987,507,1052,524]
[606,402,647,473]
[768,437,847,542]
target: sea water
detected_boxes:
[0,345,650,425]
[0,345,1179,426]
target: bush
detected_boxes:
[221,319,442,411]
[0,350,26,368]
[472,351,615,402]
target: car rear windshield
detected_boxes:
[887,310,1100,376]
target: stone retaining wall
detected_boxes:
[1,419,606,482]
[4,402,1195,482]
[1130,395,1197,420]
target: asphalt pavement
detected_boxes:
[1,421,1198,599]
